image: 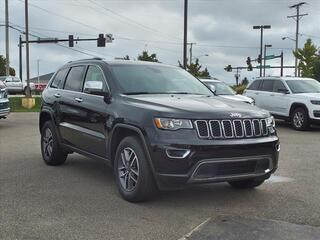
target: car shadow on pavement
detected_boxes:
[275,120,320,132]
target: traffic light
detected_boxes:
[257,54,262,64]
[224,65,232,72]
[68,35,74,47]
[97,34,106,47]
[246,57,253,71]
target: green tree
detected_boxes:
[0,55,16,76]
[137,50,159,62]
[293,38,318,78]
[179,58,210,78]
[312,58,320,81]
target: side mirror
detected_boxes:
[278,88,290,94]
[209,85,216,94]
[84,81,104,96]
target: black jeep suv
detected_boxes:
[40,59,280,202]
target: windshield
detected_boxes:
[286,79,320,93]
[204,81,235,95]
[110,64,213,95]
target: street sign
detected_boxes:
[255,65,271,68]
[106,34,113,43]
[265,55,275,60]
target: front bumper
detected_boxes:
[0,100,10,118]
[149,136,279,190]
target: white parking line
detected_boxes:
[178,218,211,240]
[266,175,294,183]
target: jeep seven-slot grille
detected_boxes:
[195,119,268,139]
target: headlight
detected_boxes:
[266,116,275,128]
[311,100,320,105]
[154,118,193,130]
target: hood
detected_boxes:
[220,94,254,103]
[123,94,268,119]
[295,93,320,99]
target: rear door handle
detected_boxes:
[54,93,61,98]
[270,94,275,96]
[75,97,83,103]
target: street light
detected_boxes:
[264,44,272,77]
[192,54,209,60]
[282,36,296,42]
[253,25,271,77]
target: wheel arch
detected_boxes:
[39,110,53,133]
[289,102,309,118]
[108,123,158,186]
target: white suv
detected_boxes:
[244,77,320,130]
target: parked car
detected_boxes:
[201,79,255,105]
[0,80,10,119]
[244,76,320,130]
[0,76,35,94]
[39,59,279,202]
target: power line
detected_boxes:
[87,0,182,41]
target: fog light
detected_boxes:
[166,148,191,159]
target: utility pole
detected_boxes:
[188,42,196,65]
[5,0,10,76]
[288,2,308,77]
[280,51,284,77]
[19,35,23,81]
[183,0,188,69]
[25,0,31,97]
[253,25,271,77]
[263,44,272,77]
[37,59,40,84]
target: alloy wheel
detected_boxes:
[42,128,53,159]
[118,147,139,191]
[293,111,304,128]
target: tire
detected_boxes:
[228,177,265,189]
[114,136,157,202]
[41,121,68,166]
[291,107,310,131]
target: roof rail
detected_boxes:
[67,57,103,63]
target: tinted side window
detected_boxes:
[51,68,68,89]
[260,80,274,92]
[273,80,287,92]
[64,66,85,92]
[247,80,261,90]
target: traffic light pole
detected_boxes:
[259,28,263,77]
[19,35,23,81]
[280,51,284,77]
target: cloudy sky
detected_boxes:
[1,0,320,84]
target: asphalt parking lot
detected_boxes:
[1,113,320,240]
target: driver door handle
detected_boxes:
[75,97,83,103]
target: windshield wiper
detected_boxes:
[123,92,155,95]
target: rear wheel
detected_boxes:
[228,177,265,189]
[41,121,68,166]
[291,107,309,130]
[114,136,157,202]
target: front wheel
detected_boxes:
[291,107,309,131]
[228,177,265,189]
[114,136,157,202]
[41,121,68,166]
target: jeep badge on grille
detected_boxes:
[230,113,242,118]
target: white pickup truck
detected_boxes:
[0,76,35,94]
